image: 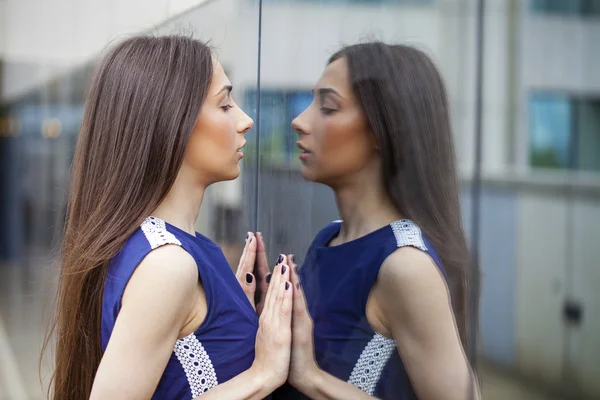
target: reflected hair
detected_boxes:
[42,35,213,400]
[329,43,478,362]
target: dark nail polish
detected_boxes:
[245,273,253,284]
[266,273,272,284]
[285,282,290,290]
[246,233,249,240]
[290,254,295,263]
[282,265,287,274]
[296,282,300,290]
[277,255,284,264]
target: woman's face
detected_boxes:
[291,57,378,186]
[184,60,253,185]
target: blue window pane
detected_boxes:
[529,93,572,169]
[244,89,312,165]
[285,91,313,160]
[289,92,313,117]
[530,0,600,15]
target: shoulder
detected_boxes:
[122,244,198,306]
[377,246,451,317]
[309,220,342,248]
[321,220,342,235]
[318,220,342,240]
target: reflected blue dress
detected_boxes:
[275,219,447,399]
[101,216,259,399]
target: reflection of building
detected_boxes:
[1,0,600,398]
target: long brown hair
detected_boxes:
[330,43,478,360]
[42,35,213,400]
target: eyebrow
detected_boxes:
[216,85,233,96]
[313,87,343,100]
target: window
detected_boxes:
[244,89,312,166]
[529,92,600,172]
[530,0,600,16]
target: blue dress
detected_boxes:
[275,219,447,399]
[101,216,259,399]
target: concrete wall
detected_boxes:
[0,0,208,101]
[516,5,600,170]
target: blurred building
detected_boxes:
[0,0,599,399]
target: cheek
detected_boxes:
[185,114,236,169]
[316,120,372,169]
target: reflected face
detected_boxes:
[184,60,254,185]
[291,57,377,185]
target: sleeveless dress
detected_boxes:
[274,219,447,399]
[101,216,259,399]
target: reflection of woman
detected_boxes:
[43,35,292,400]
[276,42,481,400]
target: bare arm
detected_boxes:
[90,245,289,400]
[375,247,481,400]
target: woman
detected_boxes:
[275,42,481,399]
[42,35,291,400]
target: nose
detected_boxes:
[291,111,309,136]
[237,109,254,135]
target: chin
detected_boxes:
[300,166,319,183]
[224,167,241,181]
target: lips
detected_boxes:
[296,142,311,153]
[237,141,247,152]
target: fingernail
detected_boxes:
[290,254,295,263]
[296,282,300,290]
[246,233,249,240]
[266,273,272,284]
[277,255,284,264]
[245,273,253,284]
[285,282,290,290]
[282,265,287,274]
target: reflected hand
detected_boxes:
[288,258,321,391]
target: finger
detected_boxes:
[292,274,309,321]
[264,253,285,288]
[271,260,289,320]
[272,278,290,326]
[287,254,297,271]
[243,272,256,310]
[256,233,271,296]
[280,280,293,325]
[263,263,281,316]
[235,232,253,283]
[236,232,255,279]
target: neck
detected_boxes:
[332,174,403,243]
[151,166,206,235]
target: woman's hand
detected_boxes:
[253,232,271,315]
[236,232,269,314]
[251,257,293,391]
[287,258,321,391]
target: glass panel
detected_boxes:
[255,0,479,399]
